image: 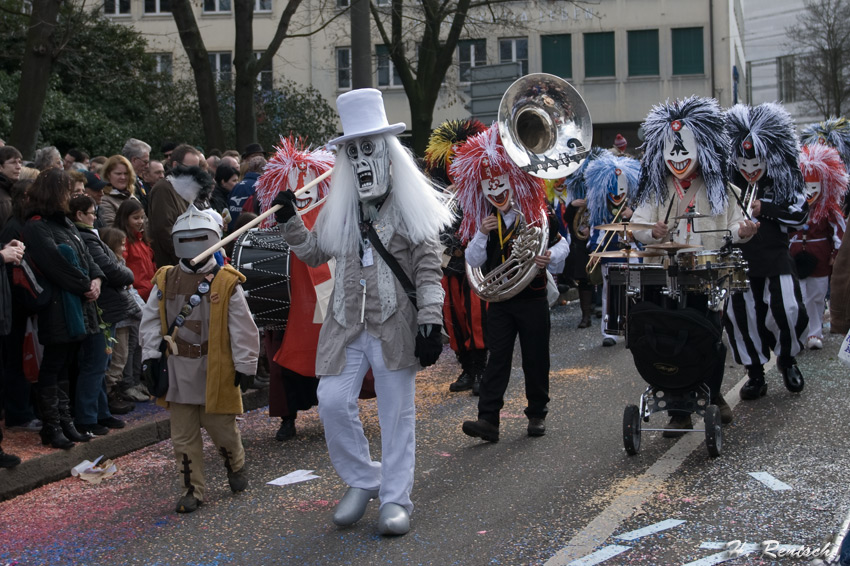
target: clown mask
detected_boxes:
[289,162,320,210]
[609,168,628,206]
[345,135,391,202]
[804,174,822,205]
[737,156,765,184]
[553,179,567,200]
[664,122,700,180]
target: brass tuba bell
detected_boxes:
[467,73,593,302]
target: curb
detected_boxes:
[0,387,269,502]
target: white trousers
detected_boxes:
[318,330,417,513]
[800,275,829,340]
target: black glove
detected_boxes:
[272,191,298,224]
[234,371,255,392]
[414,323,443,367]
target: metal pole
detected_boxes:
[350,0,372,89]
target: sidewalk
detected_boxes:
[0,387,269,502]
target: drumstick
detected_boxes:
[190,168,333,265]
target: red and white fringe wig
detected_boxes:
[799,142,847,225]
[254,135,335,228]
[448,124,547,243]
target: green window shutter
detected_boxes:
[541,34,572,79]
[584,32,615,78]
[628,29,659,76]
[672,27,704,75]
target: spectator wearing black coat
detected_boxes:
[0,238,24,467]
[21,169,105,449]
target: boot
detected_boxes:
[578,289,593,329]
[37,385,74,450]
[58,382,91,443]
[470,349,487,397]
[449,351,474,392]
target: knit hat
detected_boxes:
[614,134,627,150]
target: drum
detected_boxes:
[604,264,672,336]
[232,230,291,329]
[677,249,749,294]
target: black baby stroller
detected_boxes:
[622,300,725,457]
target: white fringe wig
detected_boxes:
[564,146,610,202]
[799,142,848,225]
[254,135,335,228]
[800,117,850,167]
[726,102,804,205]
[634,96,729,215]
[448,124,547,243]
[313,134,453,256]
[584,153,641,227]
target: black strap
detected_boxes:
[365,223,418,310]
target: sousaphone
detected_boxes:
[467,73,593,302]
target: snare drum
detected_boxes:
[677,249,748,294]
[604,264,673,336]
[232,230,291,329]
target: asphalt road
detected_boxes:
[1,300,848,566]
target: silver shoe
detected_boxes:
[333,487,379,526]
[377,503,410,536]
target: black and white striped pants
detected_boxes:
[723,273,808,366]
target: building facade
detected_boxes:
[111,0,746,152]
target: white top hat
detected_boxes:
[328,88,406,147]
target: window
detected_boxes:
[153,53,173,81]
[204,0,230,12]
[104,0,130,15]
[255,52,273,92]
[628,29,659,76]
[499,38,528,76]
[337,47,351,90]
[541,34,571,79]
[377,45,402,87]
[584,32,615,78]
[672,27,704,75]
[337,0,349,7]
[144,0,171,13]
[209,52,232,83]
[255,0,271,12]
[458,39,486,82]
[777,55,796,102]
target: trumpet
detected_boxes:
[741,182,758,220]
[585,204,625,274]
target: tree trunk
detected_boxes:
[233,0,257,151]
[171,0,225,151]
[9,0,62,160]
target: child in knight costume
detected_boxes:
[630,96,758,435]
[424,119,488,395]
[790,143,847,350]
[452,124,569,443]
[584,152,640,347]
[722,102,809,400]
[271,88,452,536]
[139,205,260,513]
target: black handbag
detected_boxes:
[142,355,170,398]
[793,234,818,279]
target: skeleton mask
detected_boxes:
[664,122,700,180]
[804,172,822,205]
[609,168,628,206]
[479,158,512,212]
[289,162,319,210]
[346,135,391,202]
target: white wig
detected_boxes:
[314,134,453,256]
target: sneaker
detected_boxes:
[0,449,21,468]
[77,422,110,436]
[227,467,248,492]
[6,418,42,432]
[527,418,546,437]
[121,385,151,403]
[662,414,693,438]
[98,416,126,429]
[461,419,500,442]
[806,336,823,350]
[175,494,202,513]
[714,395,733,425]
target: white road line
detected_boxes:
[545,359,774,566]
[747,471,792,491]
[680,550,740,566]
[565,545,631,566]
[614,519,686,541]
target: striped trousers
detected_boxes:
[723,273,808,366]
[441,273,487,354]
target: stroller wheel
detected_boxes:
[623,405,641,455]
[704,405,722,458]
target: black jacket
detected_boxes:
[78,226,141,324]
[22,212,105,344]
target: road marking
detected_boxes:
[614,519,686,541]
[545,360,773,566]
[680,550,739,566]
[747,471,792,491]
[565,545,631,566]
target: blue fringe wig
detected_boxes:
[585,153,641,227]
[726,102,804,205]
[633,96,729,215]
[800,117,850,167]
[565,146,610,202]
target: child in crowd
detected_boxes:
[113,199,155,402]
